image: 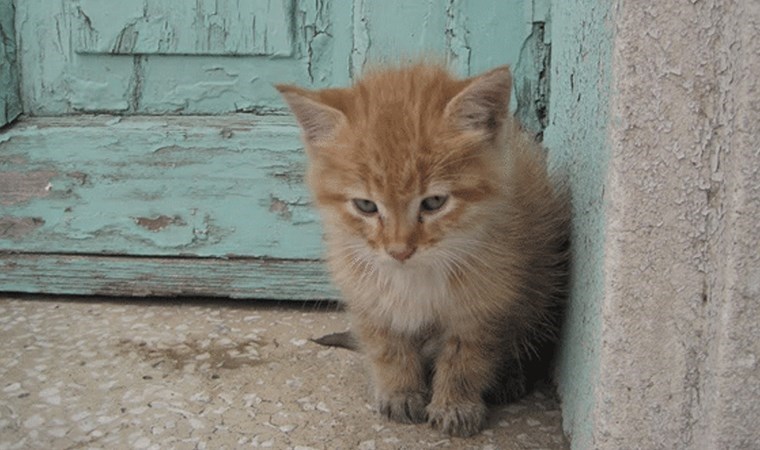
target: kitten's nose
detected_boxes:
[387,246,416,262]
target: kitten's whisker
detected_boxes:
[436,248,508,304]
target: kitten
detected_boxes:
[277,63,569,437]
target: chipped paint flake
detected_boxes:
[0,171,57,205]
[269,197,292,221]
[134,215,186,232]
[0,216,45,240]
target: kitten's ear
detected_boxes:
[276,84,346,147]
[444,66,512,136]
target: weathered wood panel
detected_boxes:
[76,0,294,56]
[348,0,539,76]
[15,0,349,115]
[0,115,321,259]
[0,253,338,300]
[0,0,21,126]
[15,0,544,116]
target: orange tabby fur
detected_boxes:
[277,64,569,437]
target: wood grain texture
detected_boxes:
[0,115,321,259]
[0,253,338,300]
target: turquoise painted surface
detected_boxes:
[15,0,343,114]
[15,0,543,116]
[75,0,295,56]
[0,115,319,259]
[513,1,551,135]
[543,0,614,447]
[0,0,21,126]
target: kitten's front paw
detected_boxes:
[377,391,429,424]
[427,400,487,437]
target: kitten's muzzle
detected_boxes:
[387,246,417,262]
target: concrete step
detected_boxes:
[0,296,568,449]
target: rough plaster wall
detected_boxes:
[598,1,760,448]
[695,1,760,447]
[543,1,614,448]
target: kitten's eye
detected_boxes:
[352,198,378,215]
[420,195,448,213]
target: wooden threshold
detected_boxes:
[0,253,339,300]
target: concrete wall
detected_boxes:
[549,0,760,448]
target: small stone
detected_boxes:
[40,387,61,405]
[316,402,330,413]
[47,427,69,438]
[285,378,303,389]
[71,411,90,421]
[358,440,376,450]
[278,424,296,433]
[23,415,45,428]
[3,382,21,392]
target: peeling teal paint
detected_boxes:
[0,115,321,259]
[0,0,21,126]
[75,0,295,56]
[514,21,550,136]
[543,0,615,448]
[15,0,349,115]
[15,0,541,118]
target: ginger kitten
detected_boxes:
[277,64,569,437]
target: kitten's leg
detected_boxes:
[426,332,500,437]
[483,357,527,404]
[356,319,429,424]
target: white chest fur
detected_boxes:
[353,262,456,335]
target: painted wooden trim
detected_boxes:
[16,0,541,116]
[0,253,339,300]
[0,0,22,126]
[74,0,295,57]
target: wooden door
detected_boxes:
[0,0,21,127]
[0,0,550,299]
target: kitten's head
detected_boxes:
[277,64,512,269]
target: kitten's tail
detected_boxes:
[310,330,359,351]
